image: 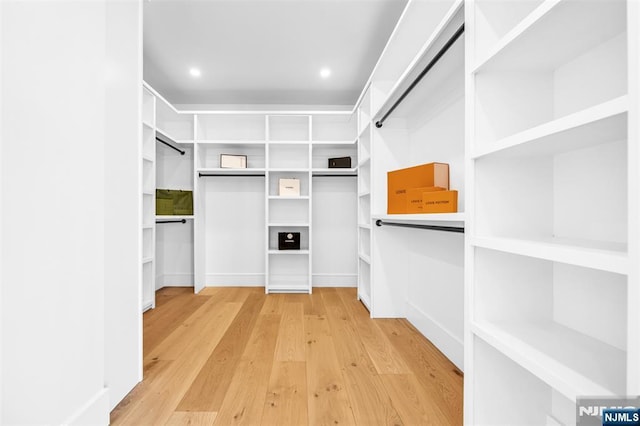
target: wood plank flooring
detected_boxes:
[111,287,463,426]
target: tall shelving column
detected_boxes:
[465,0,639,424]
[266,115,312,293]
[356,88,373,312]
[141,87,156,311]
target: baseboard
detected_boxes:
[156,273,194,289]
[62,388,109,426]
[206,273,265,286]
[312,273,357,287]
[405,302,463,371]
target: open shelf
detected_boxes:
[473,320,625,401]
[268,250,310,255]
[471,235,627,275]
[268,195,310,200]
[311,114,356,141]
[196,140,266,146]
[312,140,356,146]
[197,168,266,176]
[196,114,265,141]
[311,168,357,176]
[473,96,628,159]
[156,128,193,145]
[374,212,465,225]
[268,223,309,227]
[473,0,626,73]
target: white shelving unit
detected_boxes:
[352,0,466,369]
[465,0,640,424]
[141,87,156,312]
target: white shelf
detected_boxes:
[311,168,357,176]
[269,168,309,173]
[312,140,356,146]
[142,223,154,230]
[268,195,310,200]
[142,257,153,264]
[473,0,626,73]
[142,120,154,129]
[142,190,154,196]
[268,250,310,255]
[472,320,625,401]
[473,96,628,159]
[267,140,309,145]
[268,223,309,227]
[374,213,465,225]
[142,154,154,162]
[358,191,370,198]
[196,140,265,146]
[156,128,193,145]
[156,215,194,221]
[471,235,627,275]
[358,223,371,230]
[359,253,371,264]
[197,168,266,176]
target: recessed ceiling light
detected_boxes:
[320,67,331,79]
[189,68,201,78]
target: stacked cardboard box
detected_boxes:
[387,162,458,214]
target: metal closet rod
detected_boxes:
[312,174,358,177]
[156,219,187,224]
[375,23,465,129]
[156,136,186,155]
[198,173,265,177]
[375,219,464,233]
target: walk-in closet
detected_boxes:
[2,0,638,424]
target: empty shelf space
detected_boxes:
[472,320,626,401]
[473,0,627,73]
[471,235,627,274]
[473,96,628,159]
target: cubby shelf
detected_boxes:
[471,235,627,275]
[473,0,626,73]
[472,320,626,401]
[268,223,310,227]
[268,250,310,255]
[196,167,266,175]
[311,168,357,176]
[311,140,356,146]
[268,168,309,173]
[268,195,310,200]
[473,96,628,159]
[196,140,266,146]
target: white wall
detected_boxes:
[105,0,143,411]
[1,1,109,424]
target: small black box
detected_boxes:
[328,156,352,168]
[278,232,301,250]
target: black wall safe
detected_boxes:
[328,156,352,168]
[278,232,301,250]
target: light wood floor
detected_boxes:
[111,287,463,425]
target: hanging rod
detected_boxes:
[156,136,185,155]
[198,172,265,177]
[375,219,464,233]
[375,23,465,129]
[156,219,187,224]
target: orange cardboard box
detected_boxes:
[422,190,458,213]
[406,186,447,213]
[387,163,449,214]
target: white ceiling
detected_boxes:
[143,0,408,107]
